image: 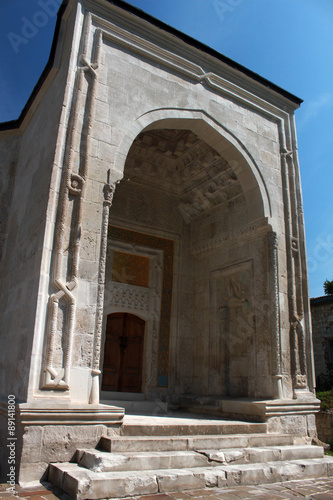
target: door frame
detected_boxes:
[101,312,146,393]
[102,238,164,396]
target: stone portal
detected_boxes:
[0,0,319,484]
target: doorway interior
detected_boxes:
[101,312,145,393]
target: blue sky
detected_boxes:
[1,0,332,297]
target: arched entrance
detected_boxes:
[101,313,145,393]
[103,114,277,404]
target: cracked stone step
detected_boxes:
[77,445,323,473]
[77,449,210,472]
[197,444,324,465]
[49,457,333,500]
[99,433,294,452]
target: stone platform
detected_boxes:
[47,413,333,500]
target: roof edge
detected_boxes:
[0,0,303,133]
[0,0,69,132]
[310,295,333,306]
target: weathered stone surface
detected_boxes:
[157,470,205,493]
[0,0,319,486]
[79,449,210,472]
[49,456,333,499]
[316,412,333,444]
[311,296,333,382]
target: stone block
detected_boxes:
[228,464,274,486]
[41,425,102,463]
[94,100,110,124]
[21,426,43,463]
[79,449,209,472]
[92,120,112,143]
[19,461,49,485]
[325,457,333,476]
[79,472,159,500]
[108,436,189,453]
[279,445,323,461]
[157,470,205,492]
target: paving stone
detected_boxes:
[164,493,194,499]
[183,490,216,497]
[310,495,333,500]
[136,496,171,500]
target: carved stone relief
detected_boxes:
[108,282,149,313]
[125,129,243,224]
[211,261,255,397]
[41,27,103,390]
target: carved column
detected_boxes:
[281,147,307,394]
[269,231,283,399]
[90,180,117,404]
[41,24,102,391]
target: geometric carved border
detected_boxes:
[109,226,174,388]
[108,282,149,313]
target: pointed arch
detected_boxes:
[113,108,271,220]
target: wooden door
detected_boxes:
[101,313,145,393]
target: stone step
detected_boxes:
[49,456,333,500]
[119,420,268,436]
[100,391,146,402]
[78,449,209,472]
[99,432,294,453]
[196,444,324,465]
[100,399,163,414]
[77,445,323,473]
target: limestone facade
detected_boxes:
[0,0,319,484]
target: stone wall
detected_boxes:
[311,296,333,387]
[0,2,77,403]
[0,134,20,261]
[316,411,333,443]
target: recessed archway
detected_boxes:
[113,109,271,221]
[104,111,274,403]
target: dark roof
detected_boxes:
[311,295,333,306]
[0,0,302,132]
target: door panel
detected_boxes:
[102,313,145,393]
[101,313,123,391]
[122,314,145,392]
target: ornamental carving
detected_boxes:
[109,283,149,312]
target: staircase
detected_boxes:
[49,413,333,500]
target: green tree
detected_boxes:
[324,278,333,295]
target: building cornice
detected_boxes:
[89,0,302,109]
[0,0,302,133]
